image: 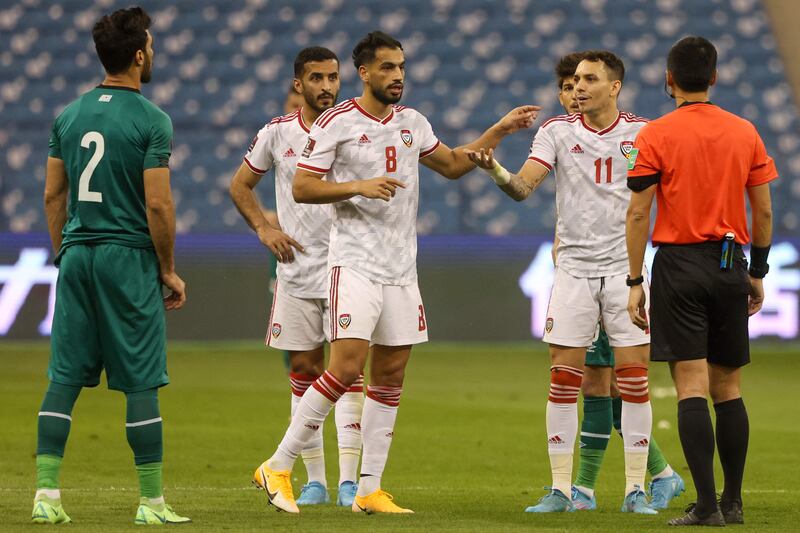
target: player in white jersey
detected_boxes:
[253,31,538,514]
[550,53,683,512]
[467,51,656,514]
[230,47,364,508]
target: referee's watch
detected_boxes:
[626,275,645,287]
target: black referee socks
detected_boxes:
[714,398,749,507]
[678,397,717,517]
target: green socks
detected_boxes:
[36,382,81,489]
[647,434,670,477]
[36,455,63,490]
[37,382,81,458]
[574,396,613,491]
[613,395,671,477]
[126,388,164,498]
[136,462,164,499]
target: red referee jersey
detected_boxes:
[627,102,778,245]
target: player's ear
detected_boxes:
[134,48,144,68]
[358,64,369,83]
[708,70,717,87]
[293,78,302,95]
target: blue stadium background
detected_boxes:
[1,0,798,236]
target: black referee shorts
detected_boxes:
[650,242,750,367]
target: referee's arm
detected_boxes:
[625,185,656,329]
[746,183,773,315]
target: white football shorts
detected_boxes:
[265,282,329,351]
[327,266,429,346]
[543,267,650,348]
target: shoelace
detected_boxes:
[377,490,395,501]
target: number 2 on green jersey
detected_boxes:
[79,131,104,203]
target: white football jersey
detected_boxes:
[528,112,648,277]
[244,109,331,299]
[297,98,440,285]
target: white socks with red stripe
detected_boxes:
[547,365,583,497]
[616,364,652,496]
[356,385,402,497]
[335,375,364,485]
[268,371,347,472]
[289,373,326,486]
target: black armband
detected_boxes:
[748,244,770,278]
[627,174,660,192]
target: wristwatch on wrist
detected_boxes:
[626,275,644,287]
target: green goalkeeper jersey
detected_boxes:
[48,85,173,258]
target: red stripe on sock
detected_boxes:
[311,370,348,402]
[548,365,583,403]
[615,364,650,403]
[366,385,402,407]
[347,374,364,393]
[289,372,319,397]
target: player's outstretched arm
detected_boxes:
[144,167,186,310]
[229,162,304,263]
[421,106,540,180]
[43,156,68,254]
[464,148,550,201]
[293,168,405,204]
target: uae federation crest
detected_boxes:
[620,141,634,158]
[545,317,554,333]
[338,314,352,329]
[271,323,282,338]
[400,129,413,147]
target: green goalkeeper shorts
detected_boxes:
[49,243,169,392]
[585,326,614,367]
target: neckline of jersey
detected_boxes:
[96,84,141,94]
[579,111,621,136]
[352,98,394,124]
[296,108,311,133]
[678,101,714,108]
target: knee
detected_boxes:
[289,350,325,376]
[710,382,741,404]
[582,368,612,397]
[371,364,406,388]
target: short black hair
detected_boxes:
[352,31,403,69]
[555,52,586,88]
[579,50,625,83]
[293,46,339,78]
[667,36,717,92]
[92,6,151,75]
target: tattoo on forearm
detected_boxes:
[499,174,542,201]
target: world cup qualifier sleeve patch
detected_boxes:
[302,138,316,158]
[627,148,639,170]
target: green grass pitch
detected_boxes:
[1,341,798,531]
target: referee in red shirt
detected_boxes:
[625,36,777,526]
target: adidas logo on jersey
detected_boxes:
[570,144,584,154]
[358,134,371,145]
[283,148,296,158]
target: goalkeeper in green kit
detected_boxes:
[32,6,189,525]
